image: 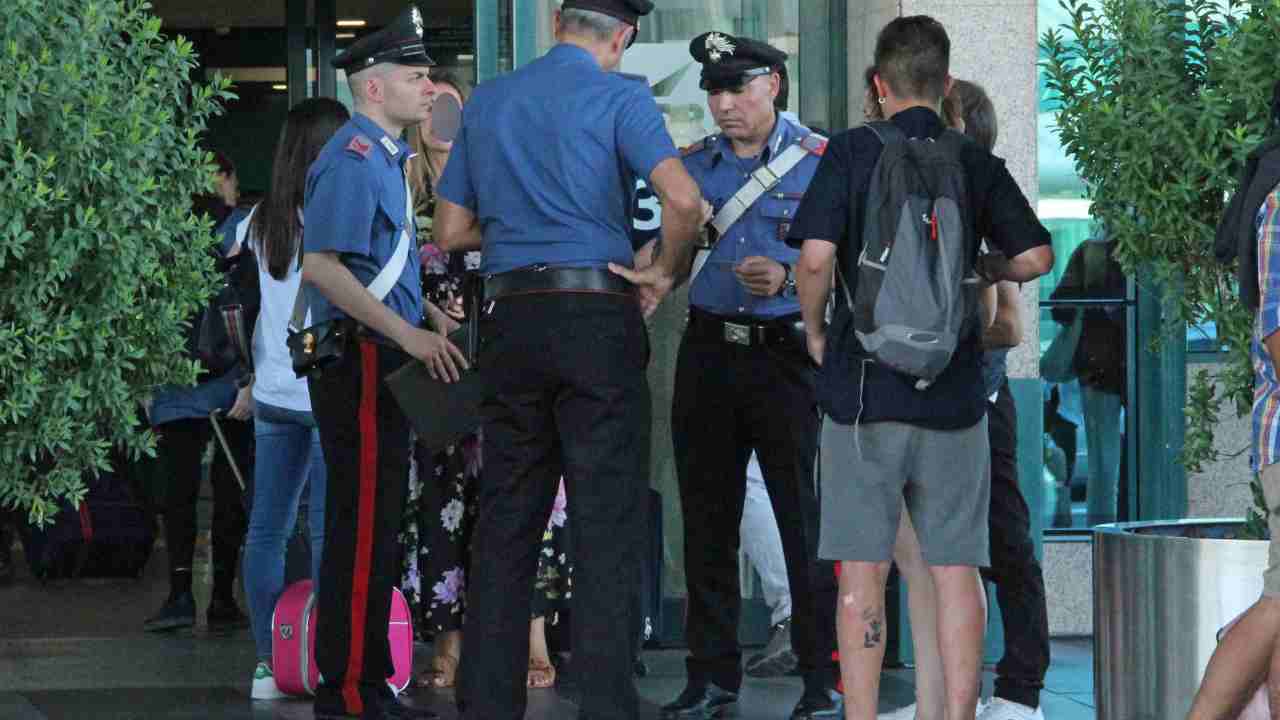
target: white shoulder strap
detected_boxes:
[692,134,824,282]
[709,139,815,237]
[290,176,415,332]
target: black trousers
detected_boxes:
[984,379,1051,709]
[459,293,651,720]
[309,339,413,717]
[156,415,251,596]
[672,328,838,694]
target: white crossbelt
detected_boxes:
[289,176,415,332]
[691,140,815,282]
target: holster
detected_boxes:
[286,318,356,379]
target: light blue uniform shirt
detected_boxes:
[684,114,821,319]
[436,43,678,275]
[302,113,422,331]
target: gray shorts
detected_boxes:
[818,417,991,567]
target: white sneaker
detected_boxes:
[976,697,1044,720]
[878,703,918,720]
[251,662,287,700]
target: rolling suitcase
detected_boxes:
[20,466,153,580]
[271,579,414,696]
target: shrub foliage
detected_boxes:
[1043,0,1280,536]
[0,0,232,524]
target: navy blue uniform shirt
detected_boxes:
[684,114,821,319]
[303,112,423,331]
[787,107,1050,429]
[436,43,679,275]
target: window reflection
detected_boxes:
[1041,305,1128,529]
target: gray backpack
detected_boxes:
[842,121,981,389]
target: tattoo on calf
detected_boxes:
[862,607,884,649]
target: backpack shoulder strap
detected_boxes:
[864,121,906,148]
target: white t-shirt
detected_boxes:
[237,208,313,413]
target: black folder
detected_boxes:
[385,278,485,451]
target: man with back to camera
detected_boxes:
[432,1,704,718]
[648,31,842,720]
[790,16,1053,720]
[301,6,464,719]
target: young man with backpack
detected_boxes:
[788,17,1053,720]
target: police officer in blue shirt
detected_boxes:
[302,7,462,719]
[433,1,704,718]
[654,33,841,720]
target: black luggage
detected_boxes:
[20,465,154,581]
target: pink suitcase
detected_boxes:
[272,579,414,697]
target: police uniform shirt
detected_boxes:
[303,112,423,331]
[435,43,678,275]
[684,114,819,319]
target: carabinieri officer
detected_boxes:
[302,7,463,719]
[433,1,704,718]
[657,32,842,720]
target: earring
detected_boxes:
[878,97,886,105]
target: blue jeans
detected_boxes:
[244,402,327,661]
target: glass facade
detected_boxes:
[1038,0,1170,530]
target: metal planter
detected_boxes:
[1094,519,1268,720]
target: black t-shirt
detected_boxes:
[786,107,1051,429]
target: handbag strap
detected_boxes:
[289,175,415,332]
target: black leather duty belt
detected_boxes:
[483,265,634,302]
[687,308,804,348]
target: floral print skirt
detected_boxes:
[400,431,573,638]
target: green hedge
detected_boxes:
[0,0,233,524]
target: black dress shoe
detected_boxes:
[376,693,438,720]
[660,682,738,719]
[143,591,195,632]
[314,690,439,720]
[790,688,843,719]
[206,596,249,630]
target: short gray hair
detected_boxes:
[559,7,627,43]
[346,62,392,105]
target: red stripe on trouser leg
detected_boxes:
[832,563,843,694]
[342,341,380,715]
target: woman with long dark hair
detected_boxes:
[238,97,349,700]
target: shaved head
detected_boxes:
[347,63,394,105]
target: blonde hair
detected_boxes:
[407,70,472,206]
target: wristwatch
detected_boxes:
[777,263,798,297]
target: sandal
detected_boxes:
[416,652,459,689]
[526,658,557,689]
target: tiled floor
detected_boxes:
[0,544,1096,719]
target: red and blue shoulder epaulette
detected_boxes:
[345,134,374,159]
[799,132,828,157]
[680,136,715,157]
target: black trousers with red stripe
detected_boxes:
[309,338,412,716]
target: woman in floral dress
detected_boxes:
[398,70,571,691]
